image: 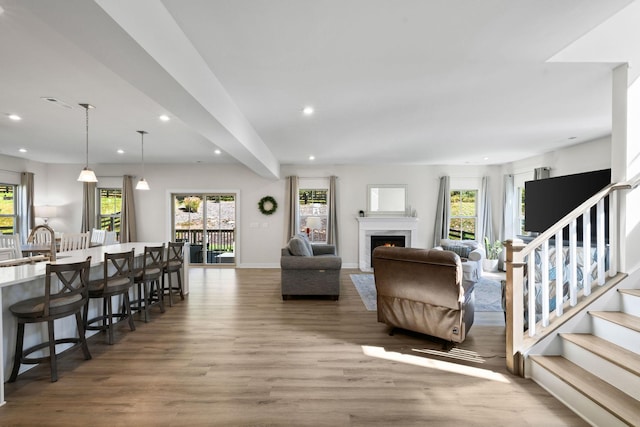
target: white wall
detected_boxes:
[503,136,611,178]
[1,136,612,269]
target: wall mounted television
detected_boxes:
[524,169,611,243]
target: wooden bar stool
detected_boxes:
[162,242,185,307]
[84,250,136,344]
[8,257,92,382]
[131,245,165,322]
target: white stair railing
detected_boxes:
[505,173,640,376]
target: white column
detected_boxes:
[613,64,640,273]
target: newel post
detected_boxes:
[505,239,526,376]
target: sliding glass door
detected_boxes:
[172,193,236,265]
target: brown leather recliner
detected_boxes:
[372,246,475,343]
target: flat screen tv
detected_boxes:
[524,169,611,242]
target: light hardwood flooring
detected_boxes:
[2,268,587,426]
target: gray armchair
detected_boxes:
[280,234,341,300]
[434,238,485,287]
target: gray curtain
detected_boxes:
[120,175,137,243]
[284,176,299,244]
[327,176,339,253]
[18,172,35,243]
[479,176,493,243]
[499,174,516,270]
[433,176,450,247]
[81,181,96,232]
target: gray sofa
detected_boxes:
[280,234,342,300]
[372,246,475,343]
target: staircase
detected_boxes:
[529,288,640,426]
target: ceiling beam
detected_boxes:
[24,0,280,179]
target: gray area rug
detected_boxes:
[350,274,503,312]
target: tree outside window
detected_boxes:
[299,189,328,243]
[98,188,122,234]
[449,189,477,240]
[518,186,526,234]
[0,184,16,235]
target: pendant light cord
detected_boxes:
[85,106,89,168]
[137,130,148,178]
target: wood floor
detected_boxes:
[2,268,587,426]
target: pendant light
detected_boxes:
[77,103,98,182]
[135,130,150,190]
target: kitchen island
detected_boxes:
[0,242,189,405]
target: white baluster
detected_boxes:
[582,211,591,296]
[569,219,578,306]
[555,229,564,317]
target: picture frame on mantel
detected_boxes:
[366,184,407,216]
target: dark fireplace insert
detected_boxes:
[370,235,406,262]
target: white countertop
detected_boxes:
[0,242,163,289]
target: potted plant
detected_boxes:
[483,237,503,272]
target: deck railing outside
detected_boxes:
[505,174,639,375]
[174,229,235,251]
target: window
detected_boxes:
[517,186,526,235]
[299,188,328,243]
[98,188,122,234]
[449,189,477,240]
[0,184,17,235]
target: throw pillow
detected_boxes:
[442,245,471,259]
[288,236,312,256]
[297,233,314,256]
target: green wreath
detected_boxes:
[258,196,278,215]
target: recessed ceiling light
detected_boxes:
[117,149,125,154]
[309,155,315,161]
[19,148,27,153]
[159,115,170,122]
[214,149,221,155]
[483,157,489,161]
[8,114,21,121]
[302,106,314,116]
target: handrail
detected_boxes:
[505,171,640,376]
[520,172,640,258]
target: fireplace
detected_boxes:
[370,235,405,261]
[356,217,418,271]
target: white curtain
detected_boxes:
[478,176,493,243]
[499,174,516,270]
[18,172,35,243]
[327,176,339,253]
[284,176,299,244]
[433,176,450,247]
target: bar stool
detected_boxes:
[162,242,185,307]
[9,257,92,383]
[131,245,165,322]
[84,250,136,344]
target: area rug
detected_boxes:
[350,274,378,311]
[349,274,503,312]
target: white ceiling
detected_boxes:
[0,0,637,179]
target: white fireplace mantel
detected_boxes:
[356,216,419,271]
